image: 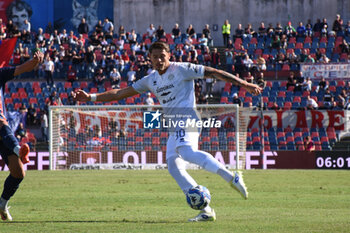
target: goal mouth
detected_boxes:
[49,104,247,170]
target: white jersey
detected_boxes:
[132,62,205,110]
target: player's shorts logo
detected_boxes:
[143,110,161,129]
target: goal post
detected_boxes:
[49,104,248,170]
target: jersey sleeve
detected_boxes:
[0,67,15,87]
[181,63,205,81]
[132,75,151,93]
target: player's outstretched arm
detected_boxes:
[14,50,44,76]
[73,86,139,103]
[204,66,263,95]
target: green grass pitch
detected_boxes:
[0,169,349,232]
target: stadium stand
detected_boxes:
[2,15,350,152]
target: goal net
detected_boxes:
[49,104,248,170]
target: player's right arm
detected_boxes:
[73,86,139,102]
[14,50,44,76]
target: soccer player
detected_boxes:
[74,42,262,222]
[0,50,44,221]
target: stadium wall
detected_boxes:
[114,0,350,46]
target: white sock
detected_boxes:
[217,168,234,183]
[13,146,20,156]
[203,205,212,213]
[167,155,198,193]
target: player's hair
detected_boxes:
[6,0,33,19]
[149,41,170,54]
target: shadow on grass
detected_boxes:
[3,219,184,224]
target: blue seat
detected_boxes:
[304,43,311,49]
[72,82,80,89]
[287,43,295,49]
[292,102,300,109]
[15,83,23,89]
[319,42,327,48]
[272,82,280,89]
[311,42,318,49]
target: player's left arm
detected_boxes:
[203,66,262,95]
[14,50,44,77]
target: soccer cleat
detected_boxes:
[19,143,30,164]
[188,209,216,222]
[0,200,12,221]
[231,171,248,199]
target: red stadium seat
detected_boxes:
[337,80,345,86]
[120,81,127,89]
[329,86,336,92]
[320,137,328,143]
[123,43,130,51]
[320,37,327,43]
[64,82,72,89]
[304,37,312,43]
[278,91,286,97]
[32,82,40,89]
[277,132,285,138]
[289,37,296,43]
[126,97,135,104]
[19,92,27,100]
[282,64,290,71]
[152,138,160,145]
[220,97,228,104]
[295,43,303,49]
[250,37,257,44]
[244,97,252,103]
[80,81,88,89]
[29,98,37,104]
[284,102,292,109]
[33,87,42,94]
[60,93,68,99]
[286,136,294,143]
[11,93,19,99]
[235,38,242,44]
[293,96,301,103]
[5,98,12,105]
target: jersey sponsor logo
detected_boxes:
[156,84,174,93]
[160,91,171,96]
[153,80,157,86]
[162,96,176,104]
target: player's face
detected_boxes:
[149,49,170,75]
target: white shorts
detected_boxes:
[166,129,199,159]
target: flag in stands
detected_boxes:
[0,37,17,68]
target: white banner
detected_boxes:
[300,63,350,79]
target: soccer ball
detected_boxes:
[186,185,211,210]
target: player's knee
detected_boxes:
[11,169,25,179]
[167,155,185,172]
